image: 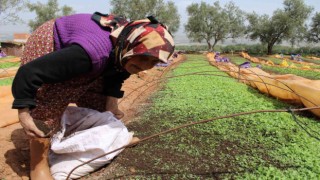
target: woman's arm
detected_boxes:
[103,69,131,119]
[12,44,92,138]
[12,44,92,109]
[103,71,130,98]
[18,108,46,137]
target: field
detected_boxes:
[0,78,14,86]
[86,54,320,179]
[0,56,19,86]
[0,54,319,179]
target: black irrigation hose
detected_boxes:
[228,56,320,79]
[119,70,318,107]
[123,72,255,107]
[239,68,271,95]
[65,106,320,180]
[208,61,311,106]
[193,72,317,106]
[119,60,319,141]
[66,57,320,179]
[106,164,302,179]
[287,108,320,139]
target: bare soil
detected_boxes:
[0,55,184,180]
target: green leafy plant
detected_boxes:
[110,54,320,179]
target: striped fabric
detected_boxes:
[92,13,175,69]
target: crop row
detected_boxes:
[227,55,320,80]
[115,54,320,179]
[260,57,320,69]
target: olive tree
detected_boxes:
[307,12,320,43]
[27,0,74,31]
[185,1,245,51]
[110,0,180,33]
[0,0,27,24]
[246,0,313,54]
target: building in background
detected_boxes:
[13,33,30,43]
[0,33,30,57]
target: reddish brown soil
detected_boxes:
[0,55,184,179]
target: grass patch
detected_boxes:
[0,62,20,69]
[297,57,320,65]
[0,56,16,61]
[0,56,20,69]
[259,57,286,65]
[106,54,320,179]
[262,66,320,80]
[0,77,13,86]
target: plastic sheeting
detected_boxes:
[49,106,133,180]
[239,52,319,72]
[207,53,320,117]
[306,56,320,60]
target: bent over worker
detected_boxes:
[11,12,175,179]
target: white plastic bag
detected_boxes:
[49,106,133,180]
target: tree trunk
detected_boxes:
[267,43,274,55]
[207,41,212,52]
[212,41,218,51]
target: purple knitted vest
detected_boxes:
[53,14,113,75]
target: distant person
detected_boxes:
[296,54,303,61]
[290,54,295,60]
[11,13,175,179]
[280,50,284,58]
[0,46,7,58]
[239,61,251,68]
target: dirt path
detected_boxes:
[0,55,184,179]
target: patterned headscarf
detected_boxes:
[92,12,175,69]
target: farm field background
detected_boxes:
[2,0,320,178]
[227,55,320,80]
[0,53,319,179]
[0,56,19,86]
[91,54,320,179]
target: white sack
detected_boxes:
[49,106,133,180]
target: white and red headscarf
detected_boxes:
[92,12,175,68]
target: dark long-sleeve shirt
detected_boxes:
[12,44,130,109]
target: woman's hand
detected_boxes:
[18,108,45,138]
[106,96,124,119]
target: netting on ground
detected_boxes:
[240,52,320,71]
[0,57,20,85]
[65,53,320,179]
[207,52,320,117]
[0,53,319,179]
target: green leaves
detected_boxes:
[116,54,320,178]
[110,0,180,33]
[0,77,13,86]
[27,0,75,31]
[246,0,313,54]
[185,1,245,51]
[307,12,320,43]
[0,0,26,25]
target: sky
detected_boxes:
[1,0,320,44]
